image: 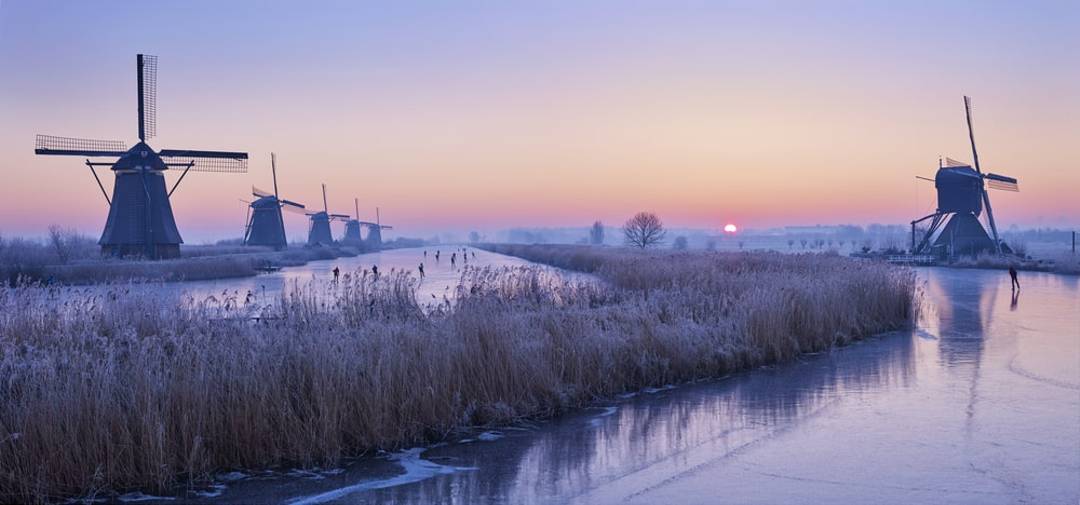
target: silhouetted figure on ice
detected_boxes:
[332,267,340,282]
[436,250,441,262]
[418,263,425,280]
[1009,266,1020,291]
[451,253,456,267]
[372,264,379,280]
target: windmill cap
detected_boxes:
[112,142,166,171]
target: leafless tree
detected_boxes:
[705,238,717,251]
[672,236,688,250]
[623,212,666,249]
[48,225,73,264]
[589,221,605,245]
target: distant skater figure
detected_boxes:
[424,250,427,258]
[436,250,441,262]
[372,264,379,280]
[451,253,456,267]
[471,251,476,259]
[332,267,340,282]
[418,263,425,279]
[1009,266,1020,291]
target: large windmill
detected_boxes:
[307,184,350,246]
[244,153,306,249]
[911,96,1019,258]
[34,54,248,259]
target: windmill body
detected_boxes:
[341,198,364,243]
[246,195,289,248]
[343,220,363,242]
[34,54,248,259]
[244,154,304,250]
[911,97,1018,259]
[99,143,184,257]
[307,212,335,246]
[307,184,349,246]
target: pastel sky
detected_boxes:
[1,0,1077,242]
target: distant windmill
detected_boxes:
[244,153,306,249]
[307,184,350,246]
[911,96,1019,258]
[342,198,364,243]
[34,54,248,259]
[365,207,394,247]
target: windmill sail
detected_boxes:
[985,173,1019,192]
[34,135,127,157]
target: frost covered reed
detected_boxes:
[0,247,915,502]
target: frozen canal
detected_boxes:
[158,266,1079,505]
[47,246,545,310]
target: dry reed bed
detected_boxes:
[0,247,915,502]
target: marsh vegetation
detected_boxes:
[0,246,915,502]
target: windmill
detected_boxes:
[34,54,248,259]
[911,96,1019,258]
[363,207,394,248]
[244,153,306,249]
[307,183,350,246]
[342,197,364,243]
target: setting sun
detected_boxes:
[724,224,738,233]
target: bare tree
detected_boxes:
[589,221,605,245]
[48,225,73,264]
[672,236,688,250]
[623,212,666,249]
[705,238,717,251]
[468,231,481,243]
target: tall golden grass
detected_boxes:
[0,246,915,502]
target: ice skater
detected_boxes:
[372,264,379,280]
[436,250,441,262]
[1009,265,1020,291]
[450,252,456,267]
[332,266,340,282]
[418,262,425,280]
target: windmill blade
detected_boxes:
[35,135,127,157]
[252,186,274,198]
[985,173,1019,192]
[280,199,305,209]
[330,213,352,220]
[159,149,248,173]
[944,157,970,168]
[380,225,394,230]
[283,204,309,215]
[138,54,158,140]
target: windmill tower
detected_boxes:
[342,197,364,243]
[911,97,1019,258]
[364,207,393,248]
[307,184,350,246]
[34,54,248,259]
[244,153,306,249]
